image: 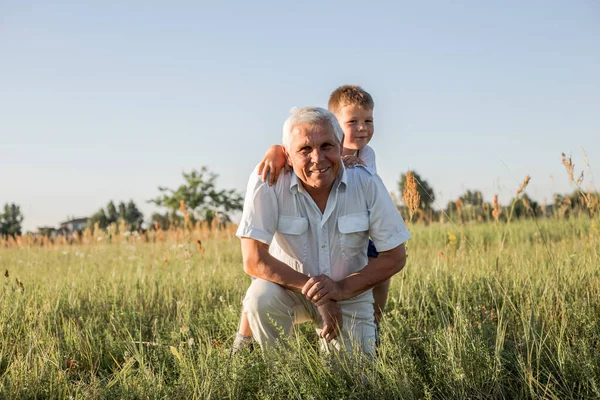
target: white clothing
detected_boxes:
[357,145,377,174]
[243,279,376,355]
[236,165,411,301]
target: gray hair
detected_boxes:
[282,106,344,150]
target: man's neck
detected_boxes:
[303,184,333,213]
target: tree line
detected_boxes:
[1,167,597,239]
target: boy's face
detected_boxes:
[335,104,374,151]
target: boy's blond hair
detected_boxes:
[328,85,375,115]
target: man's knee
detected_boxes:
[243,279,288,315]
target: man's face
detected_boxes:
[283,122,343,193]
[336,105,374,151]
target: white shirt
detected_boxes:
[236,165,411,300]
[357,145,377,175]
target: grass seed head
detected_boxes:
[561,153,575,183]
[516,175,531,197]
[492,194,502,223]
[403,171,420,221]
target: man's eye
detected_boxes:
[322,144,332,150]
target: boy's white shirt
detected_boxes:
[357,145,377,175]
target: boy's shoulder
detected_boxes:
[359,145,377,174]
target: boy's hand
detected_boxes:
[342,155,366,168]
[258,145,290,185]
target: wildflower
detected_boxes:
[446,232,458,251]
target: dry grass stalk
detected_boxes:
[522,196,532,214]
[577,171,584,185]
[179,200,191,230]
[455,198,464,222]
[561,153,575,184]
[492,194,502,223]
[403,171,420,221]
[516,176,531,197]
[541,199,547,217]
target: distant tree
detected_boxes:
[106,201,119,224]
[125,200,144,230]
[445,200,457,216]
[88,208,109,229]
[0,203,24,238]
[88,200,144,231]
[459,190,484,206]
[36,226,57,237]
[149,167,243,226]
[117,202,127,221]
[509,193,539,219]
[398,171,436,210]
[150,211,185,230]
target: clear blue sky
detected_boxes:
[1,1,598,231]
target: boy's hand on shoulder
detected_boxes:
[258,145,290,186]
[342,155,366,169]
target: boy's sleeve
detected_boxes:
[361,145,377,174]
[365,174,411,252]
[236,166,279,245]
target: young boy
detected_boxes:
[231,85,392,354]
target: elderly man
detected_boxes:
[236,107,411,356]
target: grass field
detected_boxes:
[0,216,599,399]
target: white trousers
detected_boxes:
[243,279,376,356]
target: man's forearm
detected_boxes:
[337,244,406,300]
[241,238,309,293]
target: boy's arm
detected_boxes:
[258,145,290,186]
[342,154,366,168]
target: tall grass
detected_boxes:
[0,216,598,399]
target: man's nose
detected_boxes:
[311,148,325,163]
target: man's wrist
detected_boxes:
[336,279,350,301]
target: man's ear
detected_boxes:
[339,134,345,156]
[282,146,293,167]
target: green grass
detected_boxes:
[0,217,599,399]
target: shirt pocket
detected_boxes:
[277,216,309,262]
[338,212,369,258]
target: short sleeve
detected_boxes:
[360,145,377,174]
[235,166,279,245]
[365,174,411,251]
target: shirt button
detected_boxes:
[321,245,326,249]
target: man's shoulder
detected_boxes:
[344,165,378,186]
[245,165,292,195]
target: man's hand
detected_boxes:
[317,300,343,342]
[342,155,366,169]
[302,274,344,306]
[258,145,290,186]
